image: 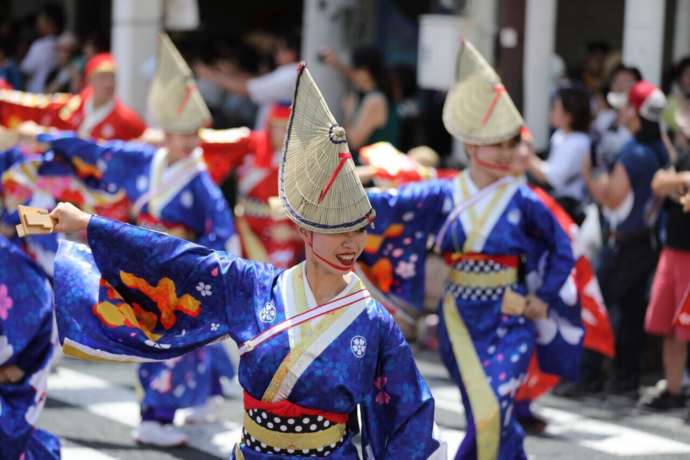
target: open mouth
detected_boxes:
[335,253,357,266]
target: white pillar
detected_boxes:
[467,0,498,65]
[673,0,690,61]
[301,0,353,121]
[523,0,556,151]
[622,0,666,86]
[111,0,163,116]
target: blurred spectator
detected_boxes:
[592,65,643,167]
[578,42,611,97]
[583,80,669,398]
[390,63,421,151]
[641,132,690,413]
[321,46,399,155]
[197,42,259,128]
[663,57,690,152]
[195,29,299,130]
[45,31,81,93]
[528,86,592,223]
[0,38,22,90]
[20,5,63,92]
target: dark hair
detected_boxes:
[635,118,662,144]
[608,64,643,85]
[586,41,610,55]
[674,57,690,83]
[556,87,591,132]
[352,46,386,89]
[276,29,301,58]
[39,5,64,33]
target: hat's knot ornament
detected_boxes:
[329,124,348,144]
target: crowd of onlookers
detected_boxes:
[3,4,690,417]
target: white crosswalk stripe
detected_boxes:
[41,361,690,459]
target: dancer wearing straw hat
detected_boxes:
[33,34,241,447]
[46,63,443,459]
[357,41,579,459]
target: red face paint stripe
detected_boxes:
[475,152,511,172]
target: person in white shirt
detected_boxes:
[194,31,299,129]
[20,5,62,93]
[528,86,592,223]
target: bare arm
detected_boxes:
[527,153,549,184]
[346,94,387,150]
[194,63,249,95]
[651,168,690,199]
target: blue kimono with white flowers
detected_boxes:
[0,235,60,460]
[362,170,580,460]
[38,132,239,417]
[54,216,441,459]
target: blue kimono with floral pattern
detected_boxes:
[38,132,239,418]
[0,147,62,276]
[54,216,441,459]
[362,171,580,460]
[0,235,60,460]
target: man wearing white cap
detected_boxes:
[37,34,240,447]
[583,80,670,398]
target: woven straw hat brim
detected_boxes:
[147,34,211,133]
[442,40,524,145]
[279,64,374,234]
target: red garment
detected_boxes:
[0,86,146,140]
[235,131,303,268]
[198,126,303,268]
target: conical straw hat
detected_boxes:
[443,40,524,145]
[279,64,375,233]
[147,33,211,133]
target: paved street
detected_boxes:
[38,349,690,460]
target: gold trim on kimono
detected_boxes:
[243,413,347,451]
[442,294,500,460]
[448,267,517,288]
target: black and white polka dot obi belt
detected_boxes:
[444,253,519,301]
[242,392,348,456]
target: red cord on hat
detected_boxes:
[176,83,195,114]
[318,152,351,203]
[481,84,506,126]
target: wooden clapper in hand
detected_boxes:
[15,205,54,237]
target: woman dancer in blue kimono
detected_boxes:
[34,34,240,447]
[47,64,442,459]
[360,41,577,459]
[0,234,60,459]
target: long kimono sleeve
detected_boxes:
[521,189,575,305]
[55,216,274,362]
[360,311,440,459]
[521,189,583,380]
[0,88,70,128]
[37,131,152,190]
[193,172,240,255]
[360,180,451,315]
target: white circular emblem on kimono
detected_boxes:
[180,191,194,208]
[507,209,521,225]
[101,123,114,138]
[350,336,367,358]
[259,301,277,323]
[136,175,148,191]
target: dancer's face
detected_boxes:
[465,138,518,179]
[300,227,368,274]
